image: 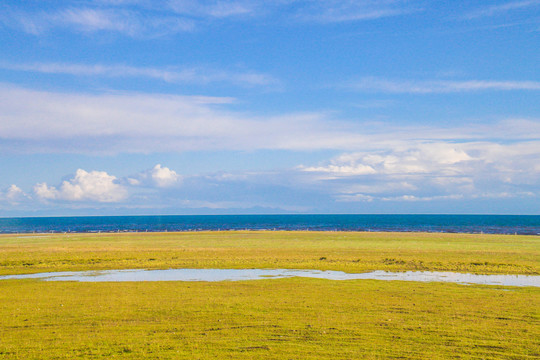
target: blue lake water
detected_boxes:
[1,269,538,287]
[1,215,539,235]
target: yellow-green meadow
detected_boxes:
[1,231,538,275]
[1,231,539,359]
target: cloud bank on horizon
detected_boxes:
[0,0,539,215]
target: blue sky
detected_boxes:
[0,0,539,216]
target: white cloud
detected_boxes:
[349,77,540,93]
[168,0,256,18]
[1,2,252,37]
[33,183,58,201]
[0,84,235,140]
[336,193,375,202]
[1,13,45,35]
[339,181,418,195]
[127,178,141,185]
[0,84,369,154]
[0,62,278,87]
[34,169,127,203]
[302,164,376,176]
[299,140,540,202]
[58,8,137,33]
[127,164,182,188]
[5,184,24,200]
[462,0,540,19]
[3,142,539,213]
[301,143,473,177]
[294,0,418,23]
[61,7,194,35]
[380,194,465,202]
[1,84,539,157]
[2,6,194,37]
[123,0,415,23]
[1,0,419,38]
[1,184,28,204]
[149,164,181,187]
[0,83,538,208]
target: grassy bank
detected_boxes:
[0,231,538,275]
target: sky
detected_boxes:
[0,0,539,216]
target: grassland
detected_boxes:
[0,231,538,275]
[0,231,539,359]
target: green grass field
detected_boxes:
[0,231,539,359]
[0,231,538,275]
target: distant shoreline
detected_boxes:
[1,214,539,235]
[2,229,539,237]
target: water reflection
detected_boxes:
[1,269,538,287]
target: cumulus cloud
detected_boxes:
[1,184,29,204]
[5,184,24,199]
[126,164,182,188]
[2,144,538,214]
[33,183,58,201]
[34,169,127,203]
[300,143,473,177]
[300,141,540,202]
[149,164,181,187]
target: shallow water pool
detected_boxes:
[1,269,539,287]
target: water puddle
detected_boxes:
[1,269,538,287]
